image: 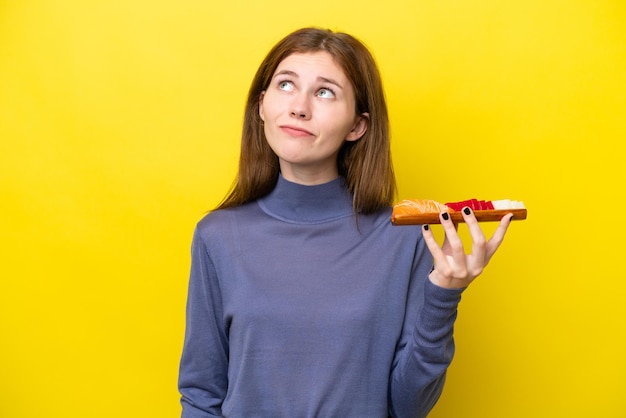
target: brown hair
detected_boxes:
[217,27,396,214]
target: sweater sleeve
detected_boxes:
[178,227,229,418]
[388,251,464,418]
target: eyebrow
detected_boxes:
[273,70,344,90]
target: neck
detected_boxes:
[257,175,354,223]
[278,163,340,186]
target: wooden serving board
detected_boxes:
[391,209,527,225]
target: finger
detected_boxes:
[439,211,465,263]
[421,224,450,272]
[421,224,442,258]
[440,217,459,254]
[461,207,487,271]
[484,213,514,263]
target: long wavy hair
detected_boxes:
[217,27,395,214]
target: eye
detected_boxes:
[278,80,294,91]
[317,88,335,99]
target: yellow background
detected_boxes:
[1,1,624,417]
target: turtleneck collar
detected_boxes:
[257,175,354,224]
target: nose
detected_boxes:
[289,94,311,120]
[291,109,309,119]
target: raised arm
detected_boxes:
[389,207,513,417]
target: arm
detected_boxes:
[390,208,513,417]
[388,267,463,418]
[178,228,228,418]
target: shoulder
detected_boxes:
[357,206,425,251]
[196,207,235,232]
[366,206,422,235]
[193,201,268,249]
[196,203,253,234]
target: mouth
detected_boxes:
[280,125,314,137]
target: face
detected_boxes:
[259,51,368,185]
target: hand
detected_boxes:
[421,207,513,289]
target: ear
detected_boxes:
[345,112,369,142]
[258,91,266,121]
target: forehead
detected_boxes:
[274,51,349,80]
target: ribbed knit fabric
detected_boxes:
[179,175,463,418]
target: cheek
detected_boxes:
[260,97,281,122]
[263,120,278,148]
[325,112,358,137]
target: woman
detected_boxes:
[178,27,512,418]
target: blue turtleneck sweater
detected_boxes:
[179,176,463,418]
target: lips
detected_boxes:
[280,125,314,137]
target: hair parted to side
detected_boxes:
[217,27,396,214]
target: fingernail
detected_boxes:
[463,207,471,215]
[442,212,449,221]
[423,224,429,231]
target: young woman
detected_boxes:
[178,27,513,418]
